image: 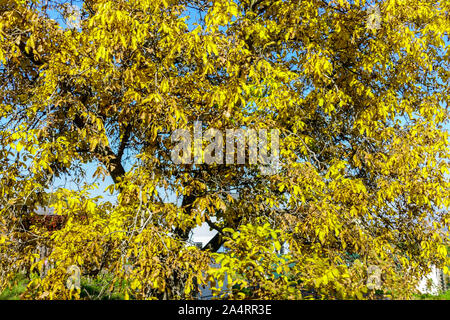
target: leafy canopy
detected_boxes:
[0,0,449,299]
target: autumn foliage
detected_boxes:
[0,0,449,299]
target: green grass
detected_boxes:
[79,275,126,300]
[415,289,450,300]
[0,274,28,300]
[0,273,127,300]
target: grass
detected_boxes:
[415,289,450,300]
[0,274,28,300]
[0,273,127,300]
[79,275,126,300]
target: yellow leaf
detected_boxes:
[318,98,324,106]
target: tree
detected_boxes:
[0,0,448,299]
